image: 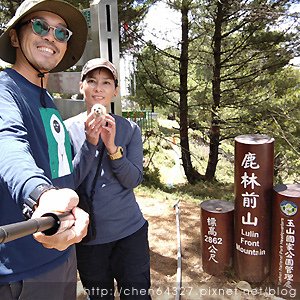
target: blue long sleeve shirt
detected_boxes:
[65,112,146,244]
[0,69,77,283]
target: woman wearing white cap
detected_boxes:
[65,58,152,300]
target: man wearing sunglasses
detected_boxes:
[18,18,73,43]
[0,0,93,299]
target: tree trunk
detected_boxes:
[205,121,220,180]
[179,4,202,184]
[205,0,223,181]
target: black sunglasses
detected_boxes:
[18,18,72,43]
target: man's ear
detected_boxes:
[9,29,19,47]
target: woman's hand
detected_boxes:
[84,111,104,146]
[100,114,117,153]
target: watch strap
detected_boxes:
[28,184,57,208]
[109,146,123,160]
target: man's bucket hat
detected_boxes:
[0,0,88,73]
[81,58,118,82]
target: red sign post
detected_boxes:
[201,200,234,276]
[270,184,300,298]
[234,134,274,282]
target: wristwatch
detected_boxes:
[25,184,57,209]
[109,146,123,160]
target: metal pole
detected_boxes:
[173,200,182,300]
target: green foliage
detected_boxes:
[136,179,234,204]
[139,126,235,202]
[138,115,298,203]
[118,0,157,54]
[134,0,300,182]
[131,44,180,110]
[142,166,165,189]
[178,181,234,202]
[0,0,21,35]
[65,0,89,9]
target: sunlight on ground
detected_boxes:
[156,118,187,186]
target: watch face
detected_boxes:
[110,146,123,160]
[37,185,45,193]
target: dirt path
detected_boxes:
[137,196,286,300]
[77,195,286,299]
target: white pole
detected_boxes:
[173,200,182,300]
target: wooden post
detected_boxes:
[270,184,300,299]
[201,199,234,276]
[234,134,274,282]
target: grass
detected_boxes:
[136,181,234,204]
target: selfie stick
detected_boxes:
[0,212,74,244]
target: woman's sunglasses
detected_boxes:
[18,18,72,43]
